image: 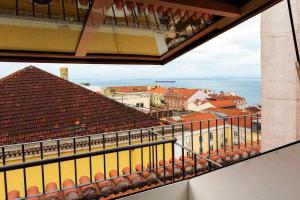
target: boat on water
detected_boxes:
[155,80,176,83]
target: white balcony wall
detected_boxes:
[121,142,300,200]
[189,142,300,200]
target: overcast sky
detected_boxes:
[0,15,261,81]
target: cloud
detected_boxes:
[0,15,261,80]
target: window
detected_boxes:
[234,131,238,137]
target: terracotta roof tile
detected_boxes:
[209,100,236,108]
[0,67,161,145]
[6,146,261,200]
[166,88,199,100]
[149,87,167,94]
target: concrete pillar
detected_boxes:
[261,0,300,151]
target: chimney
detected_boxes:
[60,67,68,80]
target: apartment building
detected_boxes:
[104,86,151,109]
[149,86,167,107]
[165,88,212,111]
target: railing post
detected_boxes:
[208,120,211,157]
[88,136,92,180]
[181,124,185,179]
[216,119,219,154]
[256,114,260,145]
[223,119,226,153]
[2,147,8,200]
[230,118,233,151]
[116,133,120,177]
[40,142,45,194]
[22,144,27,198]
[73,138,77,185]
[171,141,175,182]
[102,134,107,179]
[250,115,253,146]
[200,121,203,154]
[140,129,144,171]
[57,140,62,190]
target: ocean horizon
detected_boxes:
[73,78,261,106]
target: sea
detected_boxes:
[74,78,261,106]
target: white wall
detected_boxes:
[119,180,189,200]
[121,142,300,200]
[261,0,300,151]
[189,142,300,200]
[111,93,150,109]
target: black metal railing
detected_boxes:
[0,114,261,199]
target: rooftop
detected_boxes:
[166,88,199,99]
[150,86,167,94]
[0,66,160,145]
[209,99,237,108]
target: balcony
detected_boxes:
[0,114,261,200]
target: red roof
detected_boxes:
[166,88,199,100]
[179,108,256,130]
[0,67,160,145]
[210,93,245,101]
[150,87,167,94]
[181,112,219,130]
[245,106,261,114]
[107,86,148,93]
[206,108,254,129]
[209,100,236,108]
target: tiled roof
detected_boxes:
[180,112,218,130]
[206,108,248,116]
[107,86,148,93]
[0,67,161,145]
[210,93,245,101]
[209,100,236,108]
[7,146,261,200]
[149,87,167,94]
[166,88,199,100]
[178,108,257,131]
[245,106,261,114]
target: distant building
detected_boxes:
[59,67,68,80]
[165,88,213,111]
[171,108,260,154]
[149,86,167,107]
[82,85,103,94]
[0,67,161,145]
[209,92,247,109]
[104,86,151,109]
